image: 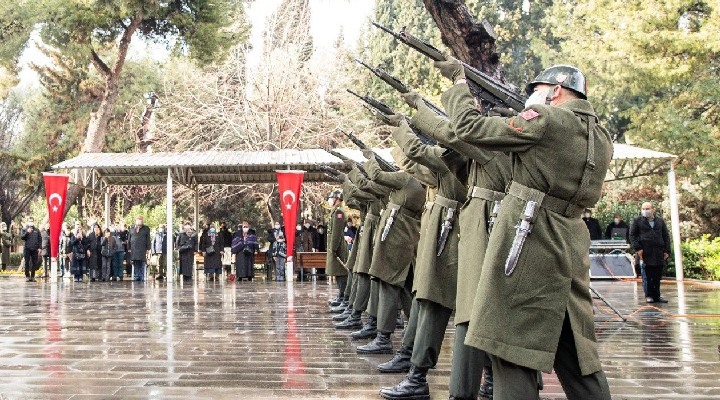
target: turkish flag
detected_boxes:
[276,170,304,260]
[43,173,70,258]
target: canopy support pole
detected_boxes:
[193,188,199,232]
[104,187,111,228]
[668,162,683,281]
[167,169,174,282]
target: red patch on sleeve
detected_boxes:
[519,109,540,121]
[337,213,343,219]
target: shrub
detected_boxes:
[9,253,22,267]
[666,235,720,281]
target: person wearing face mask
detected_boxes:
[110,224,125,281]
[200,224,223,281]
[1,222,13,272]
[21,218,42,282]
[231,221,258,282]
[432,60,612,399]
[630,202,671,304]
[271,232,288,281]
[325,189,349,299]
[582,209,603,241]
[315,224,327,252]
[59,223,75,278]
[298,219,317,253]
[152,224,168,280]
[127,215,151,282]
[218,222,233,276]
[176,222,197,282]
[605,213,629,241]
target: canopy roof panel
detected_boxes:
[52,148,394,189]
[606,144,677,182]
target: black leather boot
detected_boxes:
[332,306,352,321]
[377,345,413,373]
[335,309,363,329]
[350,315,377,340]
[328,296,342,307]
[356,331,393,354]
[329,301,348,314]
[478,365,493,399]
[379,365,430,400]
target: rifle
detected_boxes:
[323,148,369,178]
[347,89,437,146]
[338,129,399,172]
[354,58,447,118]
[371,22,527,113]
[319,165,346,182]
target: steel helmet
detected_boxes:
[525,65,588,99]
[328,188,343,201]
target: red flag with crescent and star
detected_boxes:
[276,170,305,260]
[43,173,70,258]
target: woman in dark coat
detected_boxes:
[100,228,114,281]
[176,223,197,282]
[232,221,258,282]
[70,229,88,282]
[200,225,223,281]
[86,224,103,282]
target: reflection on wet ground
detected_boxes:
[0,276,718,399]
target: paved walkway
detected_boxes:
[0,275,718,399]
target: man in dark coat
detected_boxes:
[629,202,671,303]
[605,213,630,241]
[128,215,151,282]
[176,222,197,281]
[583,209,603,240]
[21,219,42,282]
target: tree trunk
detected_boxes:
[422,0,506,81]
[64,14,143,215]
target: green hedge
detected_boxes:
[9,252,22,267]
[666,235,720,281]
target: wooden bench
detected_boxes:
[295,252,327,281]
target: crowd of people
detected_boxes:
[3,213,343,284]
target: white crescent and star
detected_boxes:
[48,193,63,213]
[282,190,296,210]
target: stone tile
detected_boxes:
[0,276,719,399]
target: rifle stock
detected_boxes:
[371,22,527,112]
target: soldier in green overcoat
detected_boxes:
[357,153,425,355]
[408,92,513,399]
[331,176,362,325]
[325,188,349,308]
[379,119,469,400]
[435,60,612,399]
[1,222,13,271]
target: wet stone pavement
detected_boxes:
[0,275,719,399]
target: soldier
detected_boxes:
[402,90,513,399]
[325,189,349,308]
[434,60,612,399]
[331,177,362,327]
[347,166,392,339]
[1,222,13,272]
[356,151,425,355]
[378,118,469,400]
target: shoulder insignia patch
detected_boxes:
[519,109,540,121]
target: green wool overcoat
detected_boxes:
[393,121,467,310]
[412,101,512,325]
[366,157,425,286]
[325,203,349,277]
[348,167,388,275]
[442,83,613,375]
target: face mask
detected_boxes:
[274,224,280,230]
[524,88,551,108]
[327,198,335,207]
[642,210,652,218]
[584,213,591,219]
[209,228,216,233]
[110,228,116,233]
[614,218,620,225]
[158,228,164,233]
[304,223,310,229]
[296,225,302,231]
[318,229,324,234]
[242,227,249,233]
[136,219,142,226]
